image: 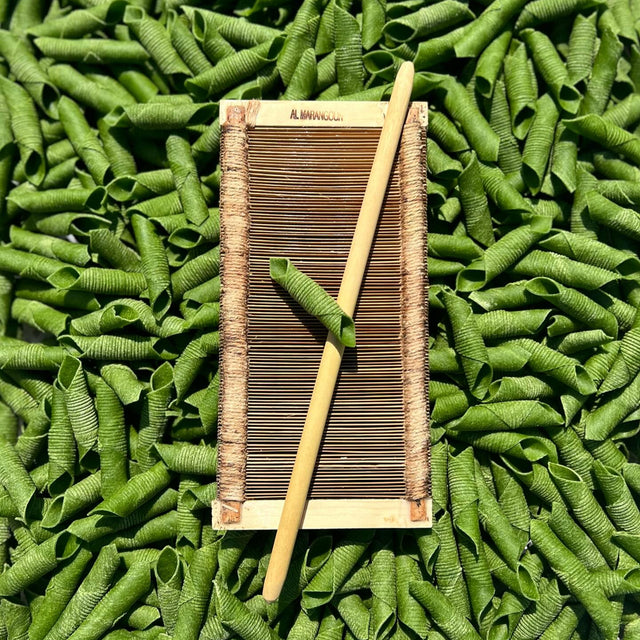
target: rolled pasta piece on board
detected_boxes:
[270,257,355,347]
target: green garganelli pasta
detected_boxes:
[2,0,640,637]
[269,257,356,348]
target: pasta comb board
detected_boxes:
[215,99,431,529]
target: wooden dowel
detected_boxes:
[262,61,415,603]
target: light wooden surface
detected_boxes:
[262,61,416,603]
[220,98,428,128]
[212,499,433,530]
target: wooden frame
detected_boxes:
[215,99,430,530]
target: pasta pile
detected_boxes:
[1,0,640,638]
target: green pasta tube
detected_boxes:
[97,119,136,179]
[587,190,640,242]
[0,76,45,187]
[383,1,474,42]
[11,298,69,337]
[566,13,598,88]
[137,362,173,471]
[517,0,604,29]
[123,6,190,80]
[361,0,386,50]
[522,93,558,193]
[508,338,595,394]
[0,439,37,520]
[486,375,554,403]
[524,278,618,337]
[170,246,219,298]
[107,169,174,202]
[476,470,527,574]
[455,0,526,58]
[283,48,318,101]
[47,384,76,495]
[501,459,562,505]
[91,461,171,518]
[106,102,216,131]
[66,563,151,640]
[448,400,563,432]
[585,371,640,441]
[172,542,219,640]
[51,64,132,116]
[67,488,177,545]
[564,113,640,165]
[428,108,469,153]
[0,532,80,597]
[58,97,112,185]
[546,501,606,569]
[476,30,512,98]
[476,308,551,339]
[491,81,523,177]
[429,233,482,261]
[34,38,149,64]
[96,379,128,499]
[458,152,494,247]
[8,187,105,215]
[270,258,355,347]
[479,162,533,215]
[301,531,374,610]
[334,3,364,96]
[600,311,640,394]
[41,473,102,528]
[0,30,59,117]
[1,600,31,640]
[166,134,209,226]
[56,356,98,469]
[540,229,640,275]
[448,447,494,627]
[512,250,620,290]
[186,36,284,99]
[596,179,640,208]
[131,214,171,319]
[395,553,429,638]
[109,510,177,549]
[580,27,623,117]
[10,228,91,266]
[439,287,492,398]
[184,10,282,48]
[530,520,620,640]
[457,430,558,463]
[99,365,145,406]
[512,577,568,640]
[153,443,216,476]
[504,41,537,140]
[48,266,147,296]
[153,547,183,635]
[26,1,127,38]
[186,9,236,64]
[520,29,581,114]
[28,548,92,640]
[425,73,500,162]
[457,224,545,291]
[593,461,640,535]
[548,462,622,566]
[602,93,640,129]
[167,12,213,76]
[276,0,321,85]
[409,581,482,640]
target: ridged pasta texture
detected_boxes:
[1,0,640,638]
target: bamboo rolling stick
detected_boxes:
[262,61,415,602]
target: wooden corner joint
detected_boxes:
[220,500,243,524]
[410,499,427,522]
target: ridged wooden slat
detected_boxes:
[217,100,429,526]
